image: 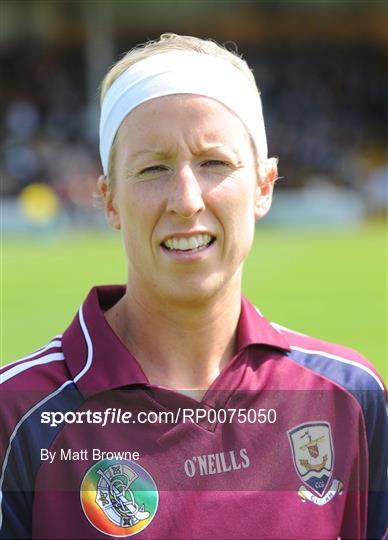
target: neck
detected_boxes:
[105,277,242,396]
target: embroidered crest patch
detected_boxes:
[288,421,343,506]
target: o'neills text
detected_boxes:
[184,448,250,477]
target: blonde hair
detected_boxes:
[100,33,257,104]
[100,33,262,186]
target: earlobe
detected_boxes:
[97,175,121,230]
[254,190,273,220]
[254,158,278,220]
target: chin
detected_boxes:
[160,274,228,306]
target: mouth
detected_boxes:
[161,233,216,253]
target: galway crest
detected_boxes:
[288,421,343,506]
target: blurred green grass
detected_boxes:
[2,225,387,383]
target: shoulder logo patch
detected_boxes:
[80,459,158,537]
[287,421,343,506]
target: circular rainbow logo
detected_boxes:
[80,459,158,537]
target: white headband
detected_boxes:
[99,51,268,175]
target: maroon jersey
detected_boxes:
[1,286,387,539]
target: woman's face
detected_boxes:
[101,94,274,305]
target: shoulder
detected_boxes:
[1,335,71,396]
[271,321,386,395]
[1,335,65,388]
[268,320,387,459]
[271,321,387,497]
[0,337,85,537]
[269,324,388,539]
[0,336,76,459]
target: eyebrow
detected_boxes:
[129,150,168,160]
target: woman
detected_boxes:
[1,34,386,540]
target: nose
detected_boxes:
[166,165,205,219]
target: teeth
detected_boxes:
[164,234,212,251]
[178,238,190,250]
[188,236,198,249]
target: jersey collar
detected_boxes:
[63,285,290,399]
[237,296,290,352]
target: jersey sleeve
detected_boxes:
[0,381,36,539]
[282,334,388,539]
[0,337,80,539]
[361,380,388,539]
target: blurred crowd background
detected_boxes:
[1,0,387,230]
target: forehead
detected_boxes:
[115,94,252,155]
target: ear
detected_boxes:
[254,158,278,220]
[97,175,121,230]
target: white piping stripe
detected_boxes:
[1,336,63,370]
[0,304,93,530]
[270,322,308,338]
[1,353,65,384]
[290,345,385,392]
[74,304,93,383]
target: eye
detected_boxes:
[138,165,169,175]
[201,160,229,167]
